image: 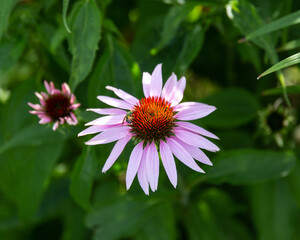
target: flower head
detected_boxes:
[79,64,219,194]
[28,81,80,131]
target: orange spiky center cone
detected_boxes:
[129,96,176,143]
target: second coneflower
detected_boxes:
[28,81,80,131]
[79,64,219,194]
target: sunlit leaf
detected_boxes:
[277,39,300,52]
[152,2,197,54]
[68,0,101,90]
[244,9,300,41]
[62,0,71,33]
[262,85,300,96]
[258,52,300,79]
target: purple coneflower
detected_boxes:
[28,81,80,131]
[79,64,219,194]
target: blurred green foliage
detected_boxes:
[0,0,300,239]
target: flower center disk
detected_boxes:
[45,94,70,120]
[130,96,175,143]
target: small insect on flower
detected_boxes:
[79,64,219,195]
[122,111,134,125]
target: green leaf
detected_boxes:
[250,180,297,240]
[62,0,71,33]
[172,23,204,75]
[69,0,101,90]
[152,2,197,54]
[277,39,300,52]
[0,138,64,221]
[87,35,140,106]
[262,85,300,96]
[244,9,300,41]
[70,147,97,210]
[136,203,176,240]
[201,88,260,128]
[0,0,20,41]
[203,149,296,185]
[258,52,300,79]
[0,38,25,77]
[86,197,156,240]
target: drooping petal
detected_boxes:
[170,77,186,106]
[85,126,130,145]
[78,124,120,136]
[175,137,212,166]
[174,128,220,152]
[70,112,78,124]
[126,142,144,190]
[162,73,177,102]
[106,86,139,105]
[146,142,159,191]
[149,63,162,97]
[97,96,133,110]
[102,134,132,172]
[85,115,124,126]
[138,148,149,195]
[166,137,204,173]
[28,102,43,111]
[39,116,52,124]
[52,121,59,131]
[174,103,216,120]
[142,72,151,98]
[87,108,127,115]
[176,121,219,139]
[160,140,177,187]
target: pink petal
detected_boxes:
[85,126,130,145]
[97,96,133,110]
[149,63,162,97]
[106,86,139,105]
[78,124,119,136]
[35,92,44,100]
[39,116,52,124]
[70,103,80,110]
[70,112,78,124]
[51,89,61,95]
[62,83,71,96]
[166,137,204,173]
[162,73,177,102]
[142,72,151,98]
[146,142,159,192]
[138,149,149,195]
[85,114,124,126]
[174,101,212,111]
[87,108,127,115]
[70,94,75,104]
[126,142,144,190]
[175,137,212,166]
[176,121,219,139]
[29,110,43,115]
[44,81,51,93]
[170,77,186,107]
[174,103,216,120]
[28,102,43,111]
[174,128,220,152]
[52,121,59,131]
[102,134,132,172]
[160,140,177,187]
